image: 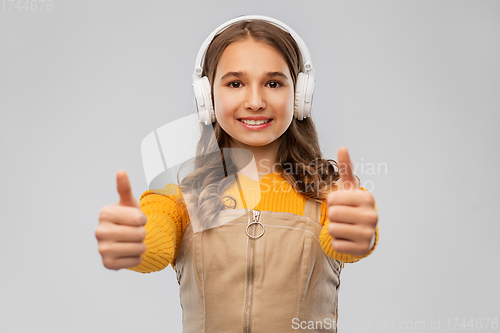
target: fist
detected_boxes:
[327,147,378,256]
[95,170,147,270]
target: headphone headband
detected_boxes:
[193,15,314,81]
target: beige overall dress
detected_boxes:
[174,199,343,332]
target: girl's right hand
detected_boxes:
[95,170,147,270]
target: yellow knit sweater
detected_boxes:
[127,172,379,274]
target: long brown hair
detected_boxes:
[177,19,339,227]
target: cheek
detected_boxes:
[277,90,295,119]
[214,92,235,119]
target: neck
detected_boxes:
[229,139,280,181]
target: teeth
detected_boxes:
[240,119,270,125]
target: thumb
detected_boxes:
[116,170,140,208]
[337,146,360,191]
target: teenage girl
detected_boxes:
[95,15,379,333]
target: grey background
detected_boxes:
[1,0,499,332]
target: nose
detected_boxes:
[244,84,266,111]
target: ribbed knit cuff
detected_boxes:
[126,192,180,273]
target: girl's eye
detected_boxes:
[267,80,283,89]
[226,80,283,89]
[227,81,242,88]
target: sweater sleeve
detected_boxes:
[126,184,189,273]
[318,187,379,264]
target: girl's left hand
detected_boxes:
[326,146,378,256]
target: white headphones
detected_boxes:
[192,15,315,125]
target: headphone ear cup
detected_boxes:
[201,76,215,123]
[193,76,215,125]
[294,73,306,120]
[303,73,314,119]
[294,72,314,120]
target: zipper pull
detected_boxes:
[246,209,265,239]
[252,210,260,223]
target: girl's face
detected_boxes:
[213,38,295,152]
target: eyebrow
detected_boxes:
[219,71,289,82]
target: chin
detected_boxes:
[247,141,275,148]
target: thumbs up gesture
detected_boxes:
[95,170,147,270]
[326,147,378,256]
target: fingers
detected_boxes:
[329,147,377,257]
[95,221,147,243]
[98,241,146,259]
[99,204,147,227]
[327,190,375,208]
[97,170,146,271]
[327,205,378,226]
[101,254,145,271]
[330,237,373,257]
[337,146,360,191]
[117,170,139,208]
[328,221,375,256]
[96,226,147,270]
[327,221,375,241]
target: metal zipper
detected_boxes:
[245,209,261,332]
[246,209,265,239]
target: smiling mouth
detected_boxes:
[238,119,272,125]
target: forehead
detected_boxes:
[215,39,290,78]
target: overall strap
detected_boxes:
[302,198,321,224]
